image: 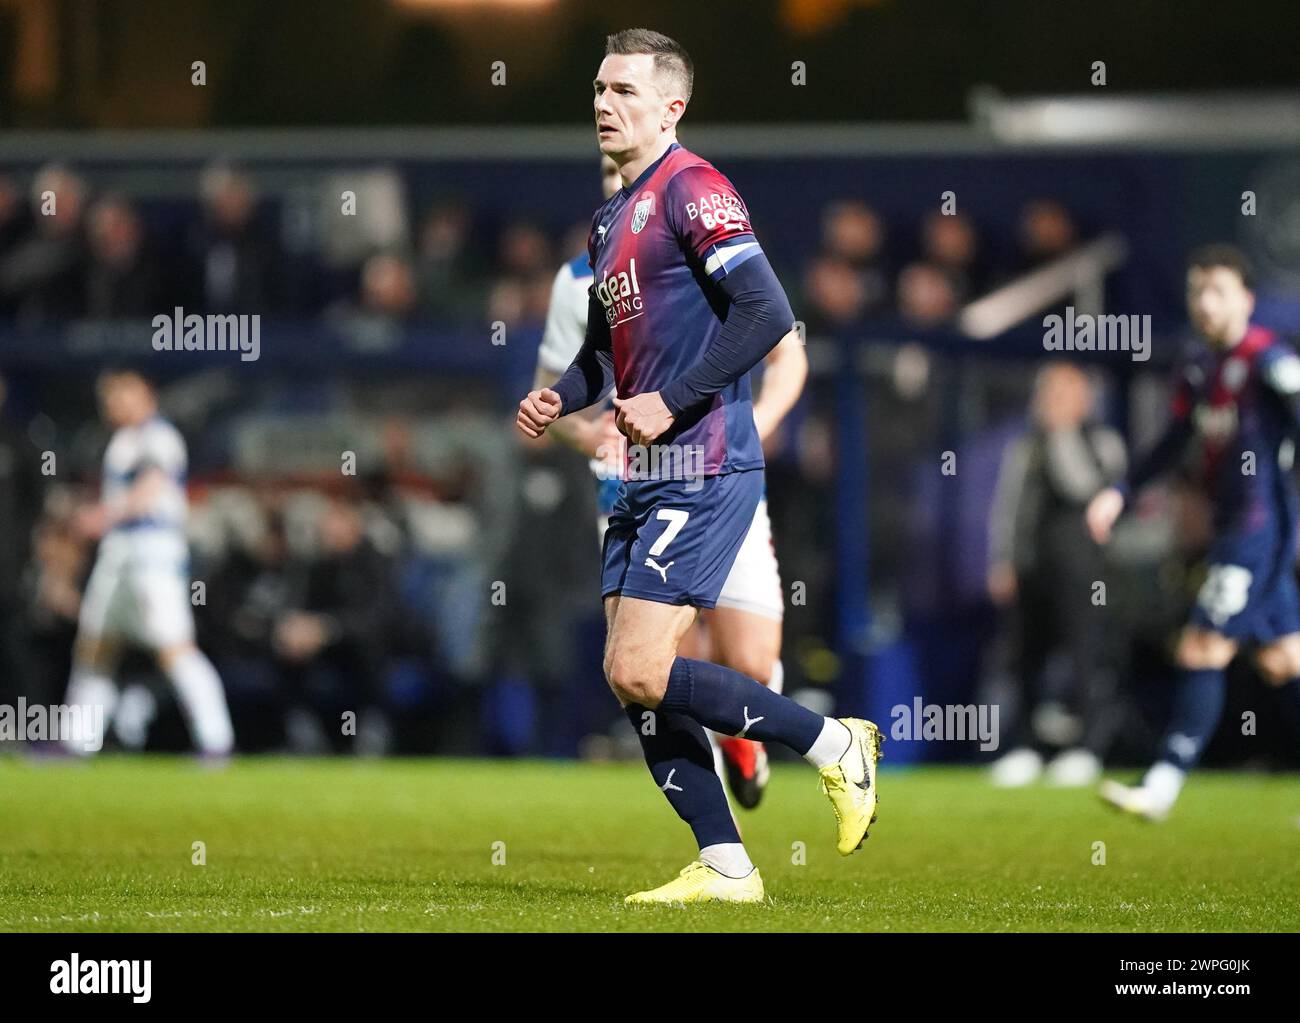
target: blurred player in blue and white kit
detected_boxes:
[533,156,806,811]
[64,369,234,757]
[518,29,882,904]
[534,155,628,533]
[1088,246,1300,819]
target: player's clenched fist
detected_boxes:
[612,391,675,447]
[517,387,563,438]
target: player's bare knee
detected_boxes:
[1254,649,1288,686]
[156,641,195,672]
[1175,629,1235,671]
[1256,637,1300,686]
[75,633,118,672]
[704,609,781,685]
[725,650,775,686]
[607,665,668,708]
[604,650,669,707]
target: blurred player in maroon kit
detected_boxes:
[1089,246,1300,819]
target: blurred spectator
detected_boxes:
[0,374,43,706]
[819,199,890,314]
[415,202,482,323]
[487,221,553,327]
[25,498,91,706]
[187,162,276,313]
[802,254,868,332]
[919,210,985,301]
[362,251,418,319]
[765,410,840,694]
[985,362,1126,787]
[329,250,418,352]
[85,195,161,318]
[499,221,551,279]
[274,495,400,755]
[1016,197,1080,271]
[202,503,297,750]
[481,432,602,756]
[0,164,89,324]
[364,416,436,551]
[897,261,959,328]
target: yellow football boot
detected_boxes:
[818,718,883,855]
[624,861,765,905]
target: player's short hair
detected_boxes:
[1188,244,1255,291]
[1035,359,1087,385]
[97,366,155,393]
[605,28,693,103]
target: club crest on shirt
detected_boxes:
[631,192,655,234]
[1194,402,1238,442]
[1221,356,1249,393]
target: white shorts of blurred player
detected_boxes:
[78,528,195,648]
[69,527,234,757]
[714,498,784,623]
[706,499,783,819]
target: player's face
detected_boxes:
[593,54,676,166]
[98,375,154,428]
[1033,365,1090,429]
[1187,266,1254,349]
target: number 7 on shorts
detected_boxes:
[649,509,689,557]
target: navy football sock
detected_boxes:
[661,657,826,755]
[624,703,740,850]
[1160,666,1226,771]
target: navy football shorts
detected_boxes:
[601,468,763,609]
[1189,523,1300,642]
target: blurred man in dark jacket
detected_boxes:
[186,163,276,313]
[0,165,89,324]
[272,495,399,754]
[85,195,161,318]
[986,362,1126,786]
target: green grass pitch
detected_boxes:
[1,755,1296,932]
